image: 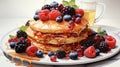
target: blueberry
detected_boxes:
[56,16,63,22]
[63,15,72,21]
[69,52,78,60]
[17,30,27,38]
[76,14,82,18]
[48,51,54,57]
[34,15,39,21]
[96,49,100,56]
[15,43,28,53]
[50,1,59,8]
[36,50,44,58]
[42,4,51,10]
[10,42,16,49]
[56,50,66,59]
[35,10,40,15]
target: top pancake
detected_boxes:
[29,18,88,33]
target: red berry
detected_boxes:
[68,21,75,30]
[84,46,96,58]
[75,17,81,24]
[77,48,84,57]
[50,55,57,62]
[76,9,84,16]
[8,37,18,43]
[49,10,61,20]
[26,46,38,57]
[38,9,50,21]
[58,4,64,11]
[25,39,31,46]
[105,35,116,49]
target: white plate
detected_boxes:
[0,25,120,65]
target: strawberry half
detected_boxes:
[84,46,96,58]
[105,35,116,49]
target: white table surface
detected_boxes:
[0,18,120,67]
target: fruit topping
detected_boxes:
[96,49,100,56]
[76,48,84,57]
[36,50,44,58]
[50,1,59,8]
[56,16,63,22]
[49,10,61,20]
[69,52,78,60]
[15,43,28,53]
[48,51,55,57]
[98,41,109,53]
[56,50,66,59]
[94,34,105,44]
[105,35,116,49]
[84,46,96,58]
[33,15,39,21]
[50,55,57,62]
[42,4,52,10]
[63,15,72,21]
[68,21,75,30]
[62,6,75,16]
[75,9,84,17]
[58,4,64,11]
[17,30,27,38]
[25,20,30,26]
[75,17,81,24]
[38,9,50,21]
[26,46,38,57]
[76,14,82,18]
[10,42,16,49]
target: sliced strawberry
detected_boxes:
[26,46,38,57]
[76,9,84,17]
[105,35,116,49]
[84,46,96,58]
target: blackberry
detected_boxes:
[56,50,66,59]
[42,4,52,10]
[15,43,28,53]
[17,30,27,38]
[62,6,75,16]
[80,39,94,48]
[98,41,109,53]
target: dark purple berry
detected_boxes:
[42,4,52,10]
[48,51,54,57]
[69,52,78,60]
[17,30,27,38]
[62,6,75,16]
[50,1,59,8]
[56,50,66,59]
[63,15,72,21]
[10,42,16,49]
[36,50,44,58]
[56,16,63,22]
[96,49,100,56]
[75,17,81,24]
[99,41,109,53]
[76,14,82,18]
[34,15,39,21]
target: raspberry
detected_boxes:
[26,46,38,57]
[38,9,50,21]
[49,10,61,20]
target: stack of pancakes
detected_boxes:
[26,18,88,53]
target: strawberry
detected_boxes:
[84,46,96,58]
[105,35,116,49]
[38,9,50,21]
[76,9,84,17]
[26,46,38,57]
[49,10,61,20]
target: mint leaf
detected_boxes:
[20,25,28,31]
[72,5,79,9]
[97,27,102,33]
[69,0,75,6]
[62,0,69,6]
[9,35,15,38]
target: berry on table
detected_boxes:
[17,30,27,38]
[49,10,61,20]
[26,46,38,57]
[50,55,57,62]
[36,50,44,58]
[69,52,78,60]
[10,42,16,49]
[56,16,63,22]
[96,49,100,56]
[56,50,66,59]
[98,41,109,53]
[48,51,55,57]
[105,35,116,49]
[75,17,81,24]
[84,46,96,58]
[15,43,28,53]
[94,34,105,44]
[63,15,72,21]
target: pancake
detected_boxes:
[26,27,88,45]
[29,18,88,33]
